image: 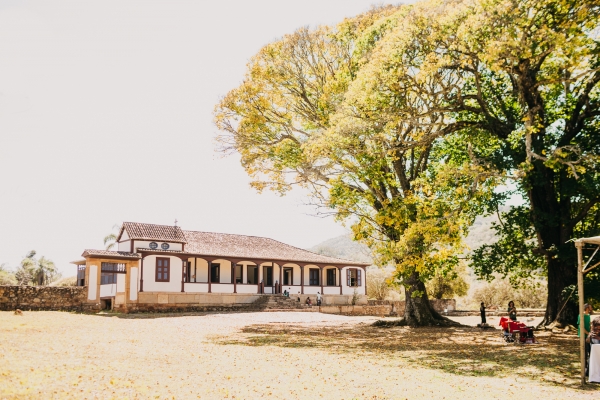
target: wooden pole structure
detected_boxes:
[576,240,586,385]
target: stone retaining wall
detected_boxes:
[319,299,456,317]
[0,286,100,312]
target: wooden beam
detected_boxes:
[576,240,586,385]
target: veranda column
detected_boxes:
[320,266,324,295]
[363,266,367,297]
[181,260,185,292]
[257,262,262,294]
[140,257,144,292]
[279,263,283,294]
[300,265,304,294]
[339,266,343,295]
[208,259,212,294]
[232,262,237,294]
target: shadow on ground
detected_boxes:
[213,322,598,390]
[91,310,255,319]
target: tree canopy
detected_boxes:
[215,0,600,326]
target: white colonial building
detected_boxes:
[73,222,369,311]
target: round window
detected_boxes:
[161,243,170,250]
[149,242,158,249]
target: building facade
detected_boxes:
[73,222,369,311]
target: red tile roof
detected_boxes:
[120,222,187,243]
[82,249,141,259]
[182,230,367,266]
[118,222,368,266]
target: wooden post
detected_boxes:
[181,260,185,292]
[363,266,368,298]
[208,260,212,294]
[300,265,304,294]
[339,267,343,295]
[139,257,144,292]
[279,263,283,294]
[233,263,237,294]
[576,241,586,385]
[320,266,324,296]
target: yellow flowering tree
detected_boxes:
[215,3,497,326]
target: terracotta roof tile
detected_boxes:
[182,231,367,266]
[115,222,367,265]
[121,222,187,243]
[82,249,141,259]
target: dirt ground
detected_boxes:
[0,311,597,399]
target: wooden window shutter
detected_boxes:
[347,269,351,286]
[357,269,362,286]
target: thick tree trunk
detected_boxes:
[542,257,577,326]
[403,271,455,326]
[528,162,578,326]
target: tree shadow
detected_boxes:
[213,323,597,390]
[91,310,257,319]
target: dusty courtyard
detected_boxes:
[0,311,597,399]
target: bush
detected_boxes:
[425,262,470,300]
[49,276,77,287]
[471,279,546,309]
[366,267,402,301]
[0,270,16,285]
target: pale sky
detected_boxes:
[0,0,399,275]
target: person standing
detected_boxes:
[579,303,593,374]
[579,303,593,338]
[508,300,517,321]
[317,292,322,306]
[480,302,487,325]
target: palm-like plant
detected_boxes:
[35,256,58,286]
[14,251,60,286]
[103,224,121,250]
[15,251,37,285]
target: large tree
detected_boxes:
[436,0,600,325]
[215,4,495,326]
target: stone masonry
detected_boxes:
[0,286,100,312]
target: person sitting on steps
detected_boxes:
[306,297,312,307]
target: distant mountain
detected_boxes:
[309,234,372,264]
[463,212,500,252]
[309,214,504,306]
[309,212,501,264]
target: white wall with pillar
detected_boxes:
[340,266,366,295]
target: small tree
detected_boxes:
[366,268,392,301]
[426,262,470,300]
[0,263,16,285]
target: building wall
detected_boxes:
[280,263,301,285]
[142,255,182,293]
[117,274,125,293]
[187,257,208,282]
[340,266,366,295]
[118,240,131,252]
[134,240,183,251]
[212,259,232,284]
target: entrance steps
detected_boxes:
[252,294,318,312]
